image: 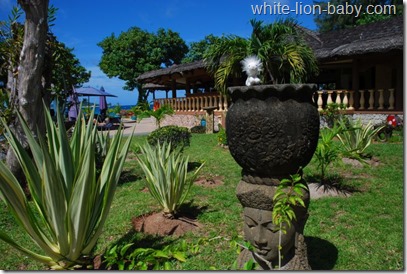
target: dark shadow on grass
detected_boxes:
[188,161,204,172]
[306,236,338,270]
[305,173,360,195]
[177,200,208,219]
[118,170,142,185]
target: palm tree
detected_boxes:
[204,19,319,93]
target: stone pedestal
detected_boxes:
[226,84,320,270]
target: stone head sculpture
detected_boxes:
[236,179,310,267]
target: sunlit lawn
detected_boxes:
[0,133,403,270]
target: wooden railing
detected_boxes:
[155,94,229,112]
[315,88,397,112]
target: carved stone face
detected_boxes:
[243,207,295,262]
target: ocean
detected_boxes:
[84,105,136,115]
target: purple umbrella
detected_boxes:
[99,87,108,116]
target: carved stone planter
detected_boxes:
[226,84,319,270]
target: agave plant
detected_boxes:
[204,18,319,93]
[0,104,132,269]
[336,118,384,163]
[137,142,203,218]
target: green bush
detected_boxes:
[320,103,347,128]
[217,124,227,146]
[190,125,206,134]
[147,125,191,151]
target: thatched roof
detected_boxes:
[137,60,205,82]
[137,17,403,85]
[310,16,403,61]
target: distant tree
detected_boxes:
[314,0,403,32]
[47,38,91,101]
[182,34,222,63]
[98,27,188,104]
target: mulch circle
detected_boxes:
[194,175,224,187]
[132,211,202,237]
[342,156,380,168]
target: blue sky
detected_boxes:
[1,0,319,106]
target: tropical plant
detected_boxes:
[137,142,204,218]
[147,125,191,152]
[217,124,227,146]
[102,240,189,270]
[0,104,133,269]
[313,124,342,181]
[110,103,121,115]
[320,102,347,128]
[272,173,306,269]
[336,118,385,163]
[204,18,319,93]
[138,104,174,128]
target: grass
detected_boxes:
[0,133,403,270]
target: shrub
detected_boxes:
[190,125,206,134]
[0,105,132,269]
[137,142,204,218]
[320,103,347,128]
[217,124,227,146]
[147,125,191,151]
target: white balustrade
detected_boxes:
[342,90,348,109]
[317,91,323,112]
[368,89,375,110]
[153,88,396,114]
[348,90,354,110]
[378,89,384,110]
[152,94,230,113]
[335,90,342,105]
[388,88,395,110]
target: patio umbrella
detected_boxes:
[73,86,117,97]
[73,86,117,114]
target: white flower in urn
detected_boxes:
[241,55,263,86]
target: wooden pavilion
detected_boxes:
[136,16,404,128]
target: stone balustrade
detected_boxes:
[154,94,229,112]
[155,88,397,114]
[316,88,396,112]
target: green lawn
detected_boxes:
[0,134,403,270]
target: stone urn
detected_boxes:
[226,84,320,270]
